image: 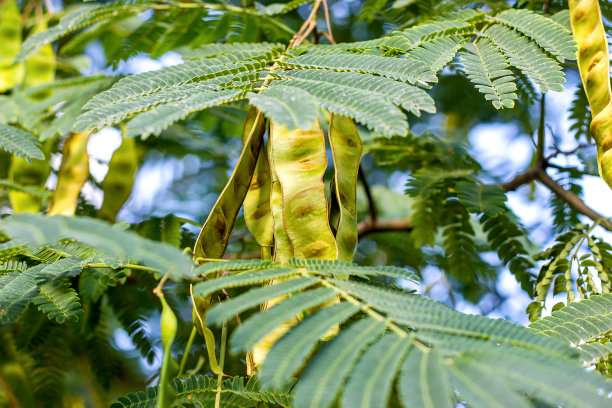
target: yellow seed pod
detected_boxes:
[269,120,337,260]
[194,110,265,260]
[569,0,612,189]
[8,144,51,213]
[47,131,91,216]
[242,108,274,248]
[23,20,56,99]
[329,114,362,262]
[0,0,25,92]
[98,137,138,222]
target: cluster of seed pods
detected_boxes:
[569,0,612,189]
[193,108,363,367]
[194,109,362,264]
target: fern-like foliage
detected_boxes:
[528,223,612,321]
[530,293,612,377]
[459,39,517,109]
[111,375,295,408]
[0,123,44,160]
[17,0,150,60]
[15,5,573,139]
[569,85,592,142]
[183,261,612,408]
[492,9,577,63]
[0,214,193,280]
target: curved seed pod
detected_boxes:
[159,295,178,408]
[242,108,274,247]
[329,114,362,262]
[0,0,24,92]
[269,147,294,264]
[98,136,138,222]
[23,21,56,100]
[569,0,612,189]
[8,150,50,213]
[47,131,91,216]
[194,111,265,260]
[269,120,337,260]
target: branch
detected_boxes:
[357,216,412,238]
[500,165,539,191]
[535,168,612,231]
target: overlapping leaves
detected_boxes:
[53,5,576,139]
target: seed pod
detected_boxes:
[47,131,91,216]
[159,295,178,408]
[194,110,265,260]
[242,107,274,248]
[269,149,294,264]
[0,0,24,92]
[8,142,51,213]
[269,120,337,260]
[23,20,56,100]
[329,114,362,262]
[569,0,612,189]
[98,136,138,222]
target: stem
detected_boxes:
[215,321,228,408]
[84,263,161,273]
[536,94,546,161]
[153,273,170,297]
[178,326,198,377]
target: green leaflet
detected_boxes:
[282,52,437,86]
[230,287,338,354]
[17,1,147,61]
[398,347,453,408]
[47,131,91,216]
[293,318,385,408]
[0,0,24,92]
[34,281,83,323]
[342,333,411,408]
[192,268,298,298]
[459,39,518,109]
[492,8,577,62]
[482,24,565,93]
[0,214,194,281]
[249,85,319,130]
[329,114,362,262]
[408,36,465,75]
[98,136,139,222]
[450,358,530,408]
[206,277,317,325]
[242,108,274,247]
[0,124,45,161]
[270,120,337,260]
[259,302,359,388]
[193,110,265,260]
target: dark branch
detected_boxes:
[535,168,612,231]
[358,216,412,238]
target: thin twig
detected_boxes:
[322,0,335,44]
[358,165,378,221]
[545,143,592,161]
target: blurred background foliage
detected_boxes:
[1,0,612,406]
